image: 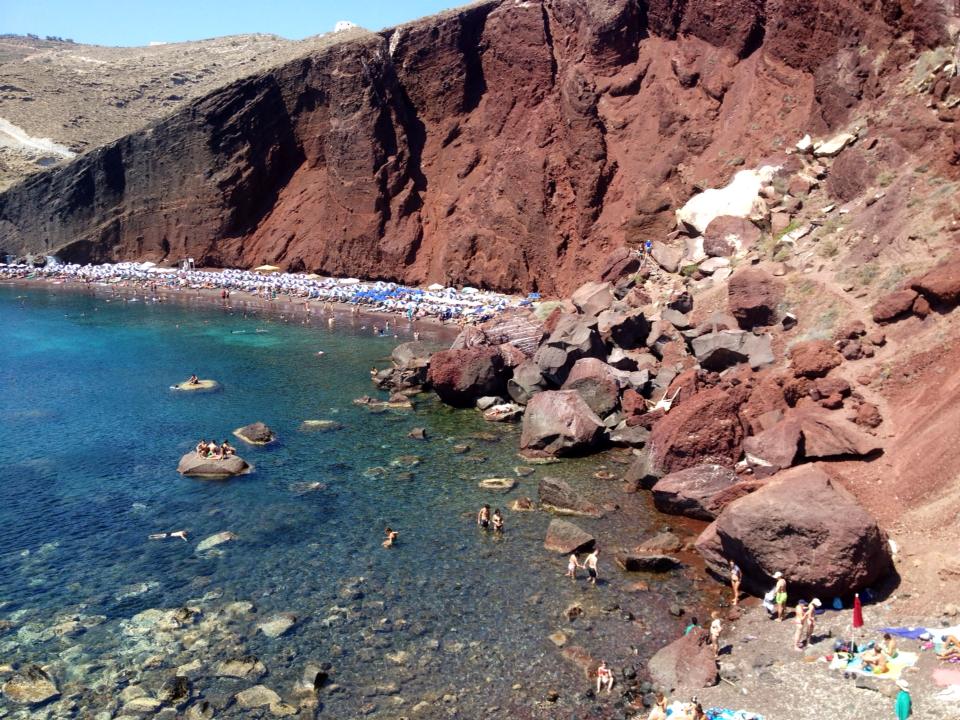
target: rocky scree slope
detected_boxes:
[0,0,950,295]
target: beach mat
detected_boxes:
[933,668,960,686]
[706,709,765,720]
[828,650,918,680]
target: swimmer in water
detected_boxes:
[149,530,188,541]
[477,504,490,530]
[382,526,399,548]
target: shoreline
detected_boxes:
[0,276,463,344]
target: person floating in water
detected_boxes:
[595,660,614,693]
[188,374,200,385]
[491,508,504,533]
[477,504,490,530]
[382,527,399,548]
[149,530,188,541]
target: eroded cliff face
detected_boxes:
[0,0,950,294]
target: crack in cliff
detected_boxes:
[540,2,559,88]
[458,3,493,112]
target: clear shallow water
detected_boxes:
[0,285,697,719]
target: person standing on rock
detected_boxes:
[709,611,723,657]
[585,547,600,585]
[895,678,912,719]
[728,559,742,606]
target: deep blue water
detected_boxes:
[0,284,693,718]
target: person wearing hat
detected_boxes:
[895,678,911,719]
[773,572,788,621]
[804,598,822,646]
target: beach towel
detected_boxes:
[934,685,960,701]
[828,650,918,680]
[880,626,929,640]
[706,710,765,720]
[934,668,960,686]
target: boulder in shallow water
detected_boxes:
[2,665,60,705]
[478,477,517,492]
[216,657,267,680]
[520,390,604,457]
[233,422,277,445]
[614,552,682,572]
[258,613,298,638]
[177,453,250,479]
[538,477,603,518]
[196,531,237,553]
[170,379,220,392]
[544,519,595,554]
[235,685,281,708]
[648,627,717,691]
[299,419,343,432]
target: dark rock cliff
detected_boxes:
[0,0,948,294]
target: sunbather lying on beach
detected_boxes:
[938,635,960,661]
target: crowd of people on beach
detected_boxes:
[0,259,528,323]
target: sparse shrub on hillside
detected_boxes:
[818,240,840,258]
[877,171,895,188]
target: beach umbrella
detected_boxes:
[427,282,445,291]
[254,265,281,274]
[853,593,864,630]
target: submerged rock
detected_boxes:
[299,419,344,432]
[614,552,682,572]
[235,685,281,708]
[2,666,59,705]
[216,656,267,680]
[170,379,220,392]
[195,531,237,553]
[258,613,298,638]
[538,477,603,518]
[177,452,250,479]
[233,422,277,445]
[478,477,517,492]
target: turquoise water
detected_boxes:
[0,284,695,719]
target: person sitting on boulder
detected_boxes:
[382,527,399,548]
[188,374,200,385]
[684,617,699,635]
[208,442,223,460]
[595,660,614,693]
[220,440,236,457]
[195,439,209,456]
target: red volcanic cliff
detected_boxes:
[0,0,949,294]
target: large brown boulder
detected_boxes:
[506,359,548,405]
[177,453,251,479]
[233,422,277,445]
[910,254,960,305]
[543,519,595,554]
[647,627,718,692]
[520,390,605,457]
[742,418,801,476]
[728,268,784,329]
[561,358,622,418]
[648,387,745,475]
[427,346,507,407]
[871,289,918,324]
[651,464,740,520]
[571,280,616,317]
[538,477,603,518]
[695,465,892,596]
[789,340,842,378]
[703,215,761,257]
[795,408,883,459]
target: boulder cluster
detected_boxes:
[872,253,960,324]
[377,239,892,597]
